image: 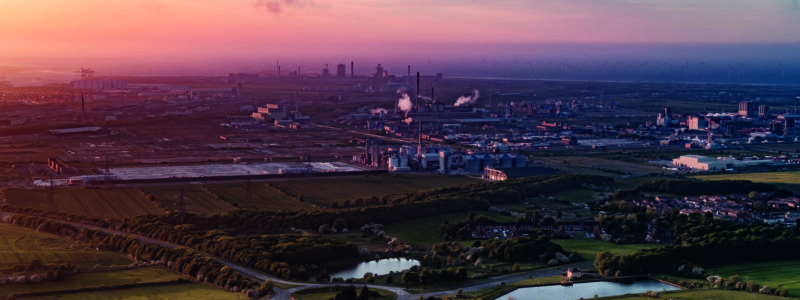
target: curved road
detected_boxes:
[4,213,590,300]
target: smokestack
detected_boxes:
[277,59,280,77]
[351,61,354,78]
[431,87,435,101]
[81,95,85,123]
[237,82,242,98]
[416,72,420,112]
[407,65,411,87]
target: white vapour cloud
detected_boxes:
[398,93,412,112]
[454,89,480,106]
[370,108,388,114]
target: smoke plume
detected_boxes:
[454,89,480,106]
[370,108,388,115]
[397,93,412,112]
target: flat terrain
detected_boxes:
[555,239,657,260]
[32,282,238,300]
[384,211,518,246]
[613,289,786,300]
[139,185,234,215]
[5,187,163,218]
[0,223,131,270]
[2,267,184,298]
[693,171,800,190]
[271,174,481,207]
[709,260,800,297]
[292,287,397,300]
[204,183,310,211]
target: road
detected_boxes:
[3,212,591,300]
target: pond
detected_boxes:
[329,258,420,280]
[496,280,680,300]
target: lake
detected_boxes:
[496,279,680,300]
[329,258,420,280]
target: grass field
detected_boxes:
[204,183,311,211]
[0,223,131,270]
[554,239,657,260]
[611,289,786,300]
[139,185,234,216]
[270,173,481,207]
[1,267,185,297]
[38,282,239,300]
[693,171,800,190]
[291,287,397,300]
[5,187,163,219]
[383,211,518,246]
[708,260,800,297]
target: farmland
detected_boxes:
[0,223,131,270]
[271,173,481,207]
[384,211,518,247]
[708,260,800,297]
[139,185,234,215]
[1,267,185,298]
[693,171,800,190]
[48,283,238,300]
[553,239,657,260]
[4,187,162,219]
[204,183,311,211]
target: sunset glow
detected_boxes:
[1,0,799,73]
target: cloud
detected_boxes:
[252,0,315,14]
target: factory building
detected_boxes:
[672,155,728,171]
[483,167,557,181]
[251,104,287,121]
[739,101,756,117]
[72,79,127,90]
[336,64,347,78]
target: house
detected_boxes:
[567,267,582,280]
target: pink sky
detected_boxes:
[0,0,798,73]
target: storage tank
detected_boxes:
[400,156,409,168]
[388,156,399,170]
[499,153,513,168]
[514,154,527,168]
[439,151,450,174]
[481,154,495,170]
[466,155,481,173]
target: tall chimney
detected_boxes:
[416,72,420,112]
[431,87,435,101]
[81,95,85,123]
[351,61,354,78]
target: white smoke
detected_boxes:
[370,108,388,115]
[397,93,412,112]
[454,89,480,107]
[403,117,413,124]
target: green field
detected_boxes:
[1,267,185,297]
[5,187,163,219]
[383,211,518,246]
[291,287,397,300]
[0,223,131,270]
[35,282,240,300]
[693,171,800,190]
[554,239,657,260]
[204,183,311,211]
[139,185,234,216]
[709,260,800,297]
[611,289,786,300]
[271,174,481,207]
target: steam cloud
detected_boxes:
[370,108,388,115]
[397,93,412,112]
[454,89,480,106]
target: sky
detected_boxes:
[0,0,799,76]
